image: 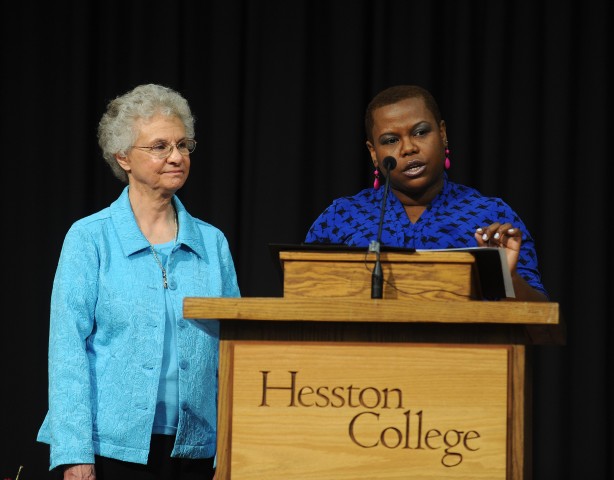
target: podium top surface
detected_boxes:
[186,246,562,345]
[183,297,558,325]
[183,297,563,345]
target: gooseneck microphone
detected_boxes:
[370,156,397,299]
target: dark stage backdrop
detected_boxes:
[1,0,611,478]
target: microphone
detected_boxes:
[370,156,397,299]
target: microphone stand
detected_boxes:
[370,156,396,299]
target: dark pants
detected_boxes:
[83,435,215,480]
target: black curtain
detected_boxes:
[1,0,611,478]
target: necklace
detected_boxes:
[149,210,178,289]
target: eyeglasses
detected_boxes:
[131,139,197,159]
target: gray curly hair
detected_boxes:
[97,84,195,183]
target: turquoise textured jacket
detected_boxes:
[37,187,240,470]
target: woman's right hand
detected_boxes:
[63,464,96,480]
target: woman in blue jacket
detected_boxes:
[38,84,240,479]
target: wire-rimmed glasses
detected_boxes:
[131,139,196,159]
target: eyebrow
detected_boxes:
[147,136,188,143]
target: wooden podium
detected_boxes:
[183,249,561,480]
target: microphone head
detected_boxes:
[383,156,397,171]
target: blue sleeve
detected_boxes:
[305,202,339,244]
[39,224,99,469]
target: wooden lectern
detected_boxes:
[183,249,561,480]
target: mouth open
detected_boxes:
[401,160,426,178]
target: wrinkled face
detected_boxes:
[116,114,190,195]
[366,97,447,203]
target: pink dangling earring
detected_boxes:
[373,169,380,189]
[444,146,451,170]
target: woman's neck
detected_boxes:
[128,187,177,244]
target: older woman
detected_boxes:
[37,84,240,479]
[305,84,547,302]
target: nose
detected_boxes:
[167,144,185,162]
[400,136,418,156]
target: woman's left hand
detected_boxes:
[474,222,521,273]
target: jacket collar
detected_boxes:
[110,186,207,259]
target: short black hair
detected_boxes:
[365,85,442,143]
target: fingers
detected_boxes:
[475,223,521,248]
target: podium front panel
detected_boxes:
[221,341,511,479]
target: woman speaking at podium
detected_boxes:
[304,85,547,302]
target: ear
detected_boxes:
[366,141,379,169]
[439,120,447,143]
[115,152,131,173]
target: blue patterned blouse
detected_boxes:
[305,175,546,296]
